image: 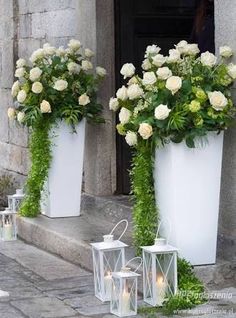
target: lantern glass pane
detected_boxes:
[143,251,154,304]
[111,276,137,317]
[8,197,14,210]
[92,248,102,299]
[1,214,17,241]
[155,253,176,305]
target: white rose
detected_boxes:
[32,82,43,94]
[145,44,161,57]
[227,63,236,79]
[53,79,68,91]
[127,84,144,100]
[7,107,16,120]
[127,76,138,85]
[67,62,80,74]
[11,80,20,97]
[220,46,233,58]
[56,46,66,57]
[142,72,157,85]
[17,111,25,123]
[119,107,131,124]
[81,60,93,71]
[184,43,200,56]
[152,54,166,67]
[156,67,172,80]
[40,100,51,113]
[175,40,188,54]
[78,93,90,106]
[167,49,181,63]
[96,66,107,77]
[109,97,119,111]
[200,51,217,67]
[142,59,152,70]
[166,76,182,95]
[16,58,26,68]
[154,104,171,120]
[15,67,25,78]
[84,48,94,58]
[138,123,153,140]
[29,48,44,63]
[208,91,228,111]
[43,44,56,55]
[68,39,81,50]
[29,67,42,81]
[17,90,27,103]
[120,63,135,79]
[116,85,128,101]
[125,131,137,146]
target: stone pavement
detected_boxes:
[0,240,235,318]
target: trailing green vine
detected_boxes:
[130,139,157,254]
[20,119,52,217]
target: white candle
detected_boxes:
[156,275,166,306]
[3,222,13,241]
[104,271,112,298]
[121,288,130,315]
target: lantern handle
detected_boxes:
[109,219,129,241]
[156,218,172,244]
[125,257,143,273]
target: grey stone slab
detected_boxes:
[45,284,94,301]
[36,275,93,292]
[12,296,77,318]
[0,240,89,280]
[65,295,110,315]
[0,302,25,318]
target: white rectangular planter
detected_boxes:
[41,120,85,218]
[154,133,224,265]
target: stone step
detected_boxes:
[17,193,235,288]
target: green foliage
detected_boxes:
[20,119,52,217]
[130,140,157,254]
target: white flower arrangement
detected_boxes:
[9,39,106,127]
[110,41,236,148]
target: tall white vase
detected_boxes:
[154,133,224,265]
[41,120,85,218]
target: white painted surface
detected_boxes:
[41,120,85,218]
[154,133,224,265]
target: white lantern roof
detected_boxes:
[112,268,140,278]
[91,240,128,251]
[9,189,25,199]
[141,237,178,254]
[0,208,16,215]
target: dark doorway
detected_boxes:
[115,0,197,194]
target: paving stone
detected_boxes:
[65,295,110,316]
[45,285,94,300]
[11,296,77,317]
[37,275,93,292]
[0,302,26,318]
[0,240,89,280]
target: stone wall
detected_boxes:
[215,0,236,259]
[0,0,116,197]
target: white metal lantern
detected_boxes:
[8,189,25,213]
[142,221,178,307]
[110,257,142,317]
[91,219,128,302]
[0,207,17,241]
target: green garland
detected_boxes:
[20,118,52,217]
[130,139,157,253]
[130,141,205,315]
